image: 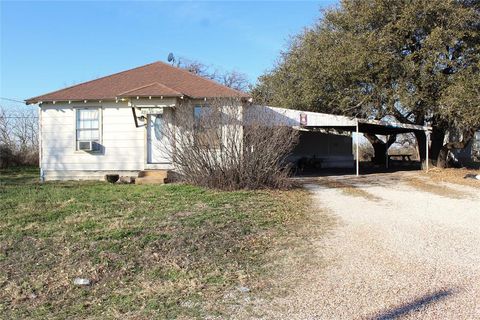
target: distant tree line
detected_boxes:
[0,106,38,168]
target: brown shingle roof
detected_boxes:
[117,82,182,97]
[25,61,249,104]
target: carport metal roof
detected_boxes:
[254,106,432,176]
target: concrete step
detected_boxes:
[136,170,170,185]
[138,170,169,179]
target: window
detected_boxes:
[76,108,101,151]
[194,105,221,148]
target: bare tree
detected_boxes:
[161,98,298,190]
[0,108,14,147]
[177,58,216,80]
[0,106,38,168]
[177,58,251,92]
[217,70,250,92]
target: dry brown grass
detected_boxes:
[404,177,466,199]
[401,168,480,199]
[423,168,480,189]
[312,178,382,201]
[229,191,337,318]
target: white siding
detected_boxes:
[41,101,145,180]
[248,105,357,127]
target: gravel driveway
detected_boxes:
[240,171,480,319]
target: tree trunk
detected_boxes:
[414,126,445,168]
[436,147,449,168]
[438,129,475,168]
[414,130,426,163]
[429,127,446,166]
[416,126,475,169]
[363,133,396,165]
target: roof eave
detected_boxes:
[25,94,250,105]
[117,94,183,99]
[25,97,127,105]
[189,94,251,100]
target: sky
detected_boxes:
[0,0,337,108]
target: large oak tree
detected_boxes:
[253,0,480,167]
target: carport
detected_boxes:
[313,118,432,176]
[253,106,432,176]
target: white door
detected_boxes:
[147,114,171,163]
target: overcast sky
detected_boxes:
[0,1,337,106]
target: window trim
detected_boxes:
[74,107,103,153]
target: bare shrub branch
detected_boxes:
[161,98,298,190]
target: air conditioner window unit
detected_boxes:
[78,141,93,151]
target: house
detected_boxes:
[26,61,250,181]
[27,61,426,182]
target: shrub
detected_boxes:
[0,144,15,169]
[162,98,299,190]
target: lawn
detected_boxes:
[0,167,327,319]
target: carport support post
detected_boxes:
[356,120,359,176]
[425,130,430,172]
[385,135,389,169]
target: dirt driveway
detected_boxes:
[240,171,480,319]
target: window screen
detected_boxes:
[194,105,221,148]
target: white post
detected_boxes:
[385,135,389,169]
[38,105,44,183]
[356,121,359,176]
[425,131,430,172]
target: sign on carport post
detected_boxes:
[300,113,308,126]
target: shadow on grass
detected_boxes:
[372,289,453,320]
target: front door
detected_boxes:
[147,114,171,164]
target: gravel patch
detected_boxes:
[235,172,480,319]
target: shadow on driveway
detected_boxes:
[372,289,454,320]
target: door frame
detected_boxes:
[144,112,173,170]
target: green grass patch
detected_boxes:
[0,167,324,319]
